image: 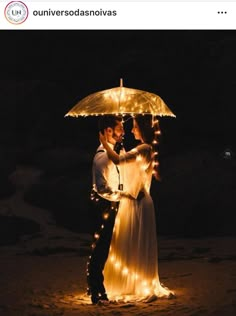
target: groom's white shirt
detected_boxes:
[92,142,124,202]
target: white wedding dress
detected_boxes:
[104,143,172,301]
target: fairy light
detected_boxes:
[107,251,160,296]
[87,199,120,295]
[114,261,121,269]
[136,155,142,162]
[122,267,129,275]
[143,288,151,295]
[152,279,157,286]
[110,255,115,262]
[94,233,100,239]
[103,212,109,220]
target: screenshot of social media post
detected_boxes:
[0,1,236,315]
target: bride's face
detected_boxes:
[131,119,142,141]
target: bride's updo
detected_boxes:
[134,114,161,181]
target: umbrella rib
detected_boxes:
[65,86,176,117]
[142,92,157,114]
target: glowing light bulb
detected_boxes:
[152,279,157,286]
[143,288,150,295]
[103,213,109,220]
[115,262,121,269]
[94,233,100,239]
[110,255,115,262]
[122,267,129,275]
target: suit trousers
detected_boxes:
[87,199,118,296]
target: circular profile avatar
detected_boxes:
[5,1,28,24]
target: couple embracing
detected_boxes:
[86,114,173,304]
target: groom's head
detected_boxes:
[98,115,124,144]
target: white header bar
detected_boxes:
[2,0,236,2]
[1,1,236,29]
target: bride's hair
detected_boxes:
[134,114,161,181]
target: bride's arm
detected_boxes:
[99,132,120,164]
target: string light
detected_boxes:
[115,262,121,269]
[136,155,142,161]
[110,255,115,262]
[103,212,109,220]
[143,288,151,295]
[122,267,129,275]
[87,197,120,296]
[107,251,160,296]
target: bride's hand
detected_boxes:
[99,131,107,145]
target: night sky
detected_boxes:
[1,30,236,237]
[2,30,236,146]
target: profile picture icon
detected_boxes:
[4,1,29,24]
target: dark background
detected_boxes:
[0,30,235,242]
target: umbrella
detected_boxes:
[65,79,176,118]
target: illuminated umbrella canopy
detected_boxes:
[65,79,176,117]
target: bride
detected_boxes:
[99,114,174,302]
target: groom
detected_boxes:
[87,115,124,304]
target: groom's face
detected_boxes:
[106,120,124,144]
